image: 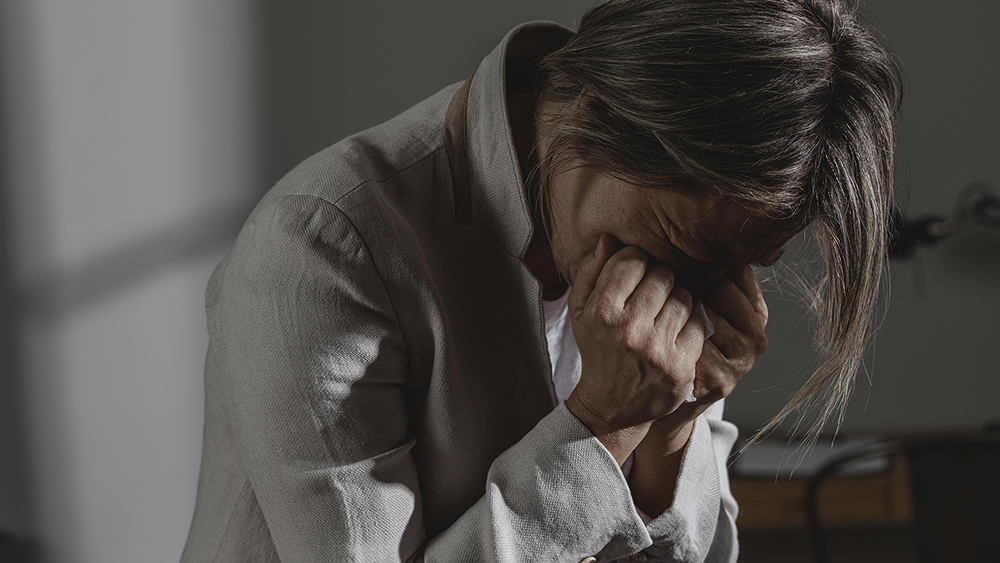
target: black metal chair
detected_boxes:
[805,433,1000,563]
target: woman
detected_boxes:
[181,0,902,561]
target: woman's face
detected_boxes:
[546,165,798,298]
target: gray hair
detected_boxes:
[529,0,904,443]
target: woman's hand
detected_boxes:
[646,263,769,434]
[627,263,768,515]
[565,234,707,464]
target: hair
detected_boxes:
[528,0,904,444]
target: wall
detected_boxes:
[253,0,592,187]
[0,0,257,561]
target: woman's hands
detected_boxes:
[565,234,706,463]
[628,257,768,515]
[564,233,769,467]
[647,263,768,434]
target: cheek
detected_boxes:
[549,229,594,287]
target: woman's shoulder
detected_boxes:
[261,81,462,212]
[206,82,467,310]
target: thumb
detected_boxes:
[569,233,618,318]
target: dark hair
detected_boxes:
[530,0,904,442]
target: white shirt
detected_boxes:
[541,288,581,403]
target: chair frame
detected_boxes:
[804,432,1000,563]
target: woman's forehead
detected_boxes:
[651,189,801,265]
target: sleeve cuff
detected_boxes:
[641,414,724,561]
[433,402,654,561]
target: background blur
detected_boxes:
[0,1,997,562]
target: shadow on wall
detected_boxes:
[0,28,34,554]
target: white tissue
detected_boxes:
[683,300,715,403]
[693,300,715,340]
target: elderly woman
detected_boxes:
[181,0,902,561]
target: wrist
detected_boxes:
[638,418,695,457]
[629,420,695,517]
[565,393,650,465]
[594,425,650,466]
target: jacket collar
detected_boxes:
[460,21,573,259]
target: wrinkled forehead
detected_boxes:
[675,197,804,266]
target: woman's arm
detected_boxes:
[623,402,739,563]
[561,235,747,562]
[209,194,659,562]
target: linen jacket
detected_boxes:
[181,21,739,563]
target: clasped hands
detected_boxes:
[565,233,769,466]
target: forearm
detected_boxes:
[627,420,695,518]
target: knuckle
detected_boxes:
[650,263,675,286]
[610,246,648,272]
[671,286,693,309]
[621,320,646,351]
[597,308,617,326]
[703,386,727,403]
[753,333,768,357]
[736,354,756,376]
[594,296,619,325]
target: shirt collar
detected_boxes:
[462,21,573,259]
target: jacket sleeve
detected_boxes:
[212,194,658,563]
[624,400,739,563]
[210,196,744,563]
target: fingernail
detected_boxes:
[595,236,603,257]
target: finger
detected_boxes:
[590,245,649,313]
[653,339,745,427]
[702,277,759,335]
[728,265,768,327]
[625,263,675,324]
[702,305,740,358]
[569,233,619,318]
[704,303,766,368]
[655,285,695,339]
[692,339,743,404]
[674,304,707,354]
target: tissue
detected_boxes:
[683,300,715,403]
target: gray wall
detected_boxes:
[0,0,256,560]
[253,0,593,188]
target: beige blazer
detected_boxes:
[181,21,738,563]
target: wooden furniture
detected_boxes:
[804,434,1000,563]
[731,453,912,528]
